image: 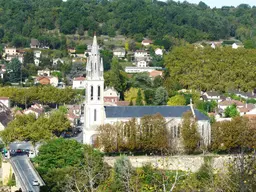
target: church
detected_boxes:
[83,35,211,146]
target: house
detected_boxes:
[83,35,211,148]
[218,99,244,111]
[211,43,216,49]
[0,97,10,108]
[67,105,81,127]
[148,70,163,78]
[125,66,162,73]
[5,54,24,64]
[30,39,40,49]
[4,47,16,56]
[52,58,64,66]
[155,48,163,56]
[37,69,51,76]
[104,87,120,104]
[141,39,153,46]
[0,65,6,79]
[232,90,256,100]
[68,47,76,54]
[113,48,126,58]
[136,59,148,67]
[23,104,44,118]
[35,76,58,87]
[34,50,41,58]
[202,91,222,102]
[238,104,256,116]
[34,58,40,66]
[232,43,238,49]
[4,47,24,63]
[134,50,148,59]
[72,76,86,89]
[0,101,12,131]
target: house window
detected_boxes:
[80,81,82,85]
[98,86,100,100]
[91,86,93,100]
[94,109,96,121]
[202,125,204,137]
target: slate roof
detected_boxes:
[105,106,209,120]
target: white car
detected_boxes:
[32,180,39,186]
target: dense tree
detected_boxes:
[108,57,128,100]
[154,86,168,105]
[211,116,256,152]
[224,104,240,118]
[5,58,22,83]
[165,46,256,92]
[167,95,186,106]
[181,111,200,154]
[135,89,144,106]
[113,156,134,192]
[98,114,169,154]
[0,86,79,106]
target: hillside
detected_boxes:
[0,0,256,48]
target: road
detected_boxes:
[10,155,41,192]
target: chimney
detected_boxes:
[190,98,196,118]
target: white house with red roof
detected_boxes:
[72,76,86,89]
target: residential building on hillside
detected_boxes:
[83,35,211,148]
[37,69,51,76]
[134,50,149,59]
[4,47,16,56]
[141,39,153,46]
[202,91,222,102]
[125,66,162,74]
[148,70,163,79]
[35,76,58,87]
[23,104,44,118]
[30,39,40,49]
[155,48,163,56]
[53,58,64,66]
[113,48,126,58]
[104,87,120,104]
[72,77,86,89]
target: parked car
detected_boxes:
[32,180,39,186]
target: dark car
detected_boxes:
[16,149,22,153]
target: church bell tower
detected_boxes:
[83,35,104,144]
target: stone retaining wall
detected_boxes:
[104,155,232,172]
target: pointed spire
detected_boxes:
[92,33,97,47]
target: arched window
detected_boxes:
[177,125,180,138]
[174,126,177,138]
[98,86,100,100]
[202,125,204,137]
[90,86,93,100]
[94,109,96,121]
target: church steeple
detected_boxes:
[84,34,105,145]
[86,34,104,80]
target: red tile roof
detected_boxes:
[148,70,163,78]
[219,100,244,106]
[115,101,130,106]
[0,97,9,100]
[73,77,86,81]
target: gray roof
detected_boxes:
[105,106,209,121]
